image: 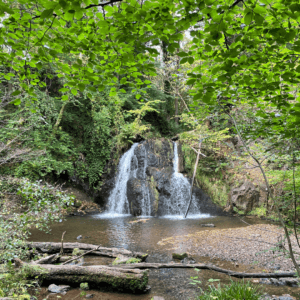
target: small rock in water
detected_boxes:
[77,235,83,240]
[86,294,94,299]
[48,284,70,294]
[270,264,281,270]
[181,257,195,264]
[200,223,215,227]
[259,278,272,285]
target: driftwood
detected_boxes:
[31,254,60,265]
[15,258,148,293]
[112,262,297,278]
[26,242,147,261]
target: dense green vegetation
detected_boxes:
[1,0,300,298]
[198,280,262,300]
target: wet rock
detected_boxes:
[181,257,196,264]
[277,296,296,300]
[76,235,82,240]
[153,297,165,300]
[270,264,281,270]
[259,278,272,285]
[281,278,299,287]
[201,223,215,227]
[85,294,94,299]
[48,284,70,294]
[231,181,260,213]
[172,252,188,260]
[260,277,298,287]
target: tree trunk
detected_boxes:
[16,259,148,293]
[184,140,202,218]
[48,100,69,142]
[113,262,297,278]
[25,242,148,260]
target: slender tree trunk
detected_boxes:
[184,140,202,218]
[48,100,69,142]
[175,97,179,124]
[229,113,300,276]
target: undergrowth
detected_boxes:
[198,280,262,300]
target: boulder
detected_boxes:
[231,181,259,213]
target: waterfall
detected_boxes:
[163,142,209,218]
[99,141,210,219]
[140,144,151,216]
[106,143,138,216]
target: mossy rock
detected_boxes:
[112,255,141,265]
[172,252,188,260]
[72,248,85,256]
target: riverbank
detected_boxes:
[158,223,297,272]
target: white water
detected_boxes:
[140,144,151,217]
[166,142,210,218]
[98,141,210,219]
[105,143,138,217]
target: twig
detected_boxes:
[60,231,66,256]
[61,245,101,265]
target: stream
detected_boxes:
[29,214,300,300]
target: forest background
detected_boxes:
[1,0,300,297]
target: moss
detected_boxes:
[150,176,159,214]
[172,252,188,260]
[112,256,141,265]
[126,257,141,264]
[80,282,89,290]
[72,248,85,256]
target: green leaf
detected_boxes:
[71,89,77,96]
[11,90,21,96]
[188,57,194,64]
[244,12,253,25]
[177,51,188,57]
[136,94,141,100]
[62,95,68,101]
[78,84,85,92]
[12,98,21,105]
[193,93,202,100]
[40,9,54,19]
[180,57,188,64]
[186,79,196,85]
[254,13,264,25]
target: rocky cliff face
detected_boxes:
[96,138,226,217]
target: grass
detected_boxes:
[198,280,262,300]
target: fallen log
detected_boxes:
[26,242,147,261]
[110,262,297,278]
[15,259,149,293]
[31,254,60,265]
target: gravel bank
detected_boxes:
[158,224,299,272]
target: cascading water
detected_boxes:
[105,143,138,216]
[163,142,210,219]
[140,144,151,216]
[99,141,210,219]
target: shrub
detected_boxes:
[198,280,262,300]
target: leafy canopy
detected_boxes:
[1,0,300,141]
